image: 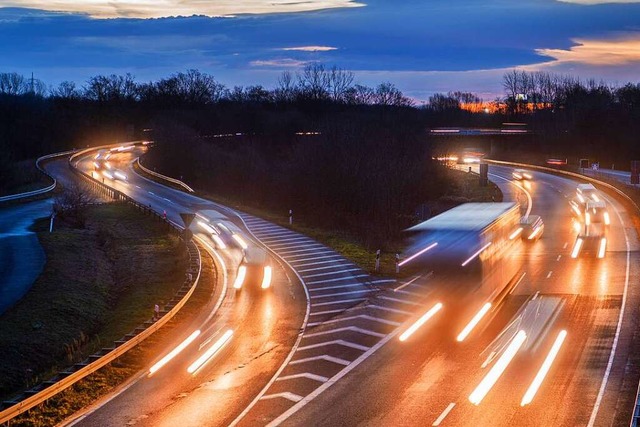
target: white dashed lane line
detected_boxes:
[236,214,429,426]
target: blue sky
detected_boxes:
[1,0,639,101]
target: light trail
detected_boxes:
[571,204,582,216]
[456,303,492,342]
[509,228,523,240]
[114,171,127,181]
[261,266,273,289]
[234,265,247,289]
[232,234,249,249]
[461,242,492,267]
[399,302,443,342]
[187,329,233,374]
[198,220,216,234]
[571,238,583,258]
[598,238,607,259]
[521,330,567,406]
[469,330,527,405]
[102,170,114,179]
[528,225,542,240]
[212,235,227,249]
[148,330,201,375]
[398,242,438,267]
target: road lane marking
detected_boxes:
[309,289,376,299]
[367,305,412,315]
[307,315,401,328]
[290,355,351,366]
[394,275,421,292]
[259,231,298,239]
[307,275,368,285]
[276,373,329,383]
[270,242,324,250]
[297,340,370,352]
[378,295,425,306]
[481,351,497,368]
[432,403,456,426]
[279,247,334,256]
[298,263,353,273]
[260,392,303,403]
[546,271,553,279]
[532,291,540,300]
[266,321,404,426]
[509,272,527,295]
[587,198,631,427]
[290,255,345,264]
[563,242,568,249]
[304,268,361,279]
[557,255,562,261]
[309,283,368,292]
[304,326,386,339]
[311,298,367,307]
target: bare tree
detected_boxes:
[54,183,96,228]
[373,82,413,106]
[297,63,330,101]
[0,72,27,95]
[328,66,354,102]
[275,70,297,103]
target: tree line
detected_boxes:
[2,65,639,245]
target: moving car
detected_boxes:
[519,215,544,241]
[512,169,532,180]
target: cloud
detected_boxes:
[250,58,311,67]
[1,1,365,19]
[557,0,640,4]
[281,46,337,52]
[535,34,640,65]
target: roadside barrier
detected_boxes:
[136,158,194,193]
[0,150,76,203]
[0,144,202,425]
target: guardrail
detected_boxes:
[484,158,640,427]
[136,158,195,193]
[0,150,77,203]
[0,144,202,425]
[484,158,640,214]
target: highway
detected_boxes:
[43,148,640,426]
[44,146,395,426]
[280,165,640,426]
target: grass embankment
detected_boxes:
[0,203,190,404]
[10,249,216,427]
[136,161,501,277]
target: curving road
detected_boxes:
[279,164,640,427]
[45,148,640,427]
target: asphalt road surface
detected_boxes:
[45,149,640,427]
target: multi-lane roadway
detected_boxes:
[41,147,640,426]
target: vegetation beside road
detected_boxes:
[137,158,500,277]
[9,249,216,427]
[0,202,188,401]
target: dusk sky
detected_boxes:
[1,0,640,101]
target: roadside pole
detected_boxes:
[289,209,293,225]
[375,249,381,273]
[49,212,55,233]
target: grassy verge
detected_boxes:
[135,160,502,277]
[0,202,188,401]
[9,249,216,427]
